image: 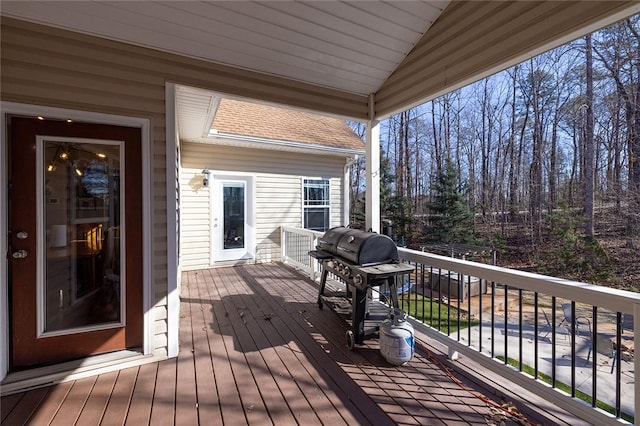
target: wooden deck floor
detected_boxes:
[2,263,581,425]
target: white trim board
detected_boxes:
[166,83,180,358]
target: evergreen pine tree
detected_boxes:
[379,155,413,244]
[426,158,475,243]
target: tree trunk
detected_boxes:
[529,63,544,243]
[584,34,595,237]
[509,67,519,220]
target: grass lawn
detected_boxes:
[499,356,633,423]
[396,292,480,333]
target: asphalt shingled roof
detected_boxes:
[212,98,365,152]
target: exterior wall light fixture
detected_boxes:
[202,167,210,187]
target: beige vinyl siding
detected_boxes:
[179,168,211,270]
[181,142,348,176]
[0,19,169,358]
[180,142,345,267]
[0,17,360,361]
[255,175,303,263]
[330,179,343,227]
[376,1,638,117]
[0,18,367,120]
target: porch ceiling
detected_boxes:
[2,1,640,119]
[0,1,447,96]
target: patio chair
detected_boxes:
[587,333,617,374]
[622,313,634,334]
[560,303,591,338]
[540,309,553,338]
[540,309,569,340]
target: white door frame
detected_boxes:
[209,172,255,264]
[0,102,152,381]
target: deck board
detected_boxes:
[149,359,177,426]
[124,362,157,425]
[1,386,49,425]
[215,270,301,426]
[215,268,272,425]
[49,376,96,425]
[0,392,23,422]
[1,263,580,425]
[75,371,118,425]
[99,366,137,425]
[199,269,250,425]
[236,266,391,425]
[26,381,73,425]
[175,272,198,426]
[187,271,224,425]
[229,270,349,425]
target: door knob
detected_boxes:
[16,231,28,239]
[12,250,28,259]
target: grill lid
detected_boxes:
[316,226,349,253]
[317,226,398,265]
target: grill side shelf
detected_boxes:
[355,263,414,278]
[308,249,333,260]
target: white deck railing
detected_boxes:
[281,226,640,425]
[280,226,323,281]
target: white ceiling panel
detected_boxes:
[0,0,448,95]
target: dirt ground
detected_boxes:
[474,206,640,291]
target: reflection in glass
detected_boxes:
[43,140,121,333]
[223,183,245,250]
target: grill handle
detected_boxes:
[337,247,356,255]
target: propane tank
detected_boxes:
[379,308,414,365]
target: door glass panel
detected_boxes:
[223,183,245,250]
[42,140,122,334]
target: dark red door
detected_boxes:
[9,116,143,368]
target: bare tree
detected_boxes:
[584,34,595,237]
[593,16,640,246]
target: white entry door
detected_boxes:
[211,174,255,262]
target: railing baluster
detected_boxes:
[478,277,483,353]
[616,311,622,418]
[431,266,436,329]
[518,288,523,371]
[504,284,508,365]
[467,274,472,347]
[534,292,539,379]
[437,268,442,332]
[570,301,576,398]
[591,306,597,409]
[413,262,418,319]
[454,272,460,340]
[551,297,556,387]
[491,281,495,358]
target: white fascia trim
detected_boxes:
[203,132,364,157]
[202,96,221,138]
[0,102,153,382]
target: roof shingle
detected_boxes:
[212,99,364,152]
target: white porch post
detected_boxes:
[165,83,180,358]
[365,93,380,233]
[343,158,351,226]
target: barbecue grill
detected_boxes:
[310,226,413,349]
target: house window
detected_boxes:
[303,179,330,232]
